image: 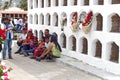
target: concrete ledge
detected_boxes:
[56,55,120,80]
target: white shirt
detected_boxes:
[45,42,51,49]
[17,19,23,25]
[18,33,27,40]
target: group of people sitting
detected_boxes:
[15,28,62,61]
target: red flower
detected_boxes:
[82,11,93,27]
[1,35,6,40]
[0,29,6,44]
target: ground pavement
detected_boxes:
[4,54,102,80]
[2,42,103,80]
[3,41,120,80]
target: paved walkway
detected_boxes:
[4,54,102,80]
[2,41,120,80]
[2,42,103,80]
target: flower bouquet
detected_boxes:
[71,22,79,32]
[71,12,79,32]
[60,16,67,31]
[0,61,12,80]
[0,29,6,44]
[82,11,93,34]
[60,17,67,26]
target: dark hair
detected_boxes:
[45,35,51,39]
[52,32,58,38]
[51,35,62,52]
[45,29,49,33]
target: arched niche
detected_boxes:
[93,0,103,5]
[95,40,102,58]
[69,35,76,51]
[110,14,120,32]
[98,0,103,5]
[40,0,44,8]
[84,0,89,5]
[52,13,58,26]
[61,0,67,6]
[34,14,38,24]
[29,0,33,9]
[74,0,77,5]
[53,0,59,6]
[29,14,33,24]
[96,13,103,31]
[34,0,38,8]
[82,37,88,54]
[60,33,66,48]
[70,0,77,6]
[110,42,119,63]
[40,14,44,25]
[46,0,51,7]
[39,30,43,39]
[112,0,120,4]
[34,30,38,38]
[46,13,51,25]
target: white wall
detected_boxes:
[28,0,120,75]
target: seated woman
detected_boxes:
[36,34,62,61]
[39,35,51,60]
[21,29,35,55]
[15,29,34,55]
[31,38,45,59]
[23,37,38,56]
[30,35,51,59]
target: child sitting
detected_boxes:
[30,38,45,59]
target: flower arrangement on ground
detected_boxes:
[0,61,12,80]
[0,29,6,44]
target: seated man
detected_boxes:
[15,27,27,54]
[17,27,27,46]
[42,29,51,41]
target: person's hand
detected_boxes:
[7,27,13,31]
